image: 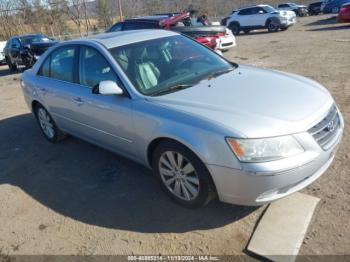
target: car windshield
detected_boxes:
[263,5,278,12]
[109,35,235,96]
[20,35,51,45]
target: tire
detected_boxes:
[229,23,240,35]
[331,7,339,13]
[6,57,17,71]
[34,104,66,143]
[243,29,250,34]
[152,141,216,209]
[267,20,279,33]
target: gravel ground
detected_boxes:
[0,14,349,257]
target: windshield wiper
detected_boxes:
[205,67,235,80]
[150,84,193,97]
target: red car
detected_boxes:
[337,3,350,22]
[107,12,225,50]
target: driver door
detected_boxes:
[248,7,270,27]
[73,46,135,157]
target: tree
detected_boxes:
[96,0,113,28]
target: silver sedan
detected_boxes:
[20,30,344,208]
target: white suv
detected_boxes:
[224,5,296,35]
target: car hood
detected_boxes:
[147,65,333,138]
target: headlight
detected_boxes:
[226,136,304,163]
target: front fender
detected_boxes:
[132,101,242,170]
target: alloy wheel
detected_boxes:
[268,22,278,32]
[158,151,200,201]
[37,108,55,139]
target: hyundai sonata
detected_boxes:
[20,30,344,208]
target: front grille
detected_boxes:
[308,105,340,150]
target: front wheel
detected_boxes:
[153,141,216,208]
[35,105,66,143]
[267,21,279,32]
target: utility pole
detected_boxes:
[118,0,123,21]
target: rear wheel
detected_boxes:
[229,23,240,35]
[267,20,279,32]
[153,141,216,209]
[35,104,66,143]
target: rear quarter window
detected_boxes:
[38,56,50,77]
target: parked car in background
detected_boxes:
[0,41,6,64]
[4,34,58,70]
[217,28,236,52]
[223,5,296,35]
[277,3,309,16]
[308,1,324,15]
[106,12,235,51]
[337,2,350,22]
[321,0,349,13]
[20,30,344,208]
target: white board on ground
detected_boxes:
[247,192,320,262]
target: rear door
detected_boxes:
[236,8,253,27]
[35,45,83,134]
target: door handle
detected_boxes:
[73,97,84,106]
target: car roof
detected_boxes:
[128,15,168,22]
[238,4,271,10]
[70,30,178,49]
[15,33,45,38]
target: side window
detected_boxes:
[250,7,260,15]
[123,22,158,30]
[50,46,76,82]
[238,8,252,15]
[79,46,119,88]
[109,22,123,32]
[253,7,266,14]
[12,38,21,48]
[38,56,50,77]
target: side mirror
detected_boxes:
[93,80,124,95]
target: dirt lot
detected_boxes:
[0,14,349,257]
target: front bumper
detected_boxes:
[280,17,297,27]
[207,111,344,206]
[217,36,236,51]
